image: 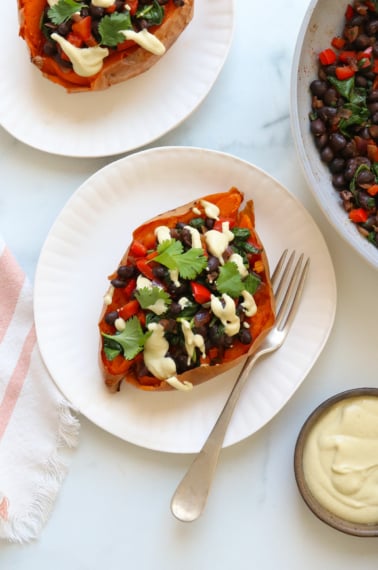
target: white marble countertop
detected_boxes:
[1,0,378,568]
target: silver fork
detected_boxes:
[170,250,310,522]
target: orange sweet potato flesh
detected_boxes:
[17,0,194,92]
[98,188,276,393]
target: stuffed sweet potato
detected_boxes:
[98,187,275,392]
[18,0,194,92]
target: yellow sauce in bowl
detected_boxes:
[294,388,378,536]
[303,395,378,525]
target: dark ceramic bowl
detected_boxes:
[294,388,378,537]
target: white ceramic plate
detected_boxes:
[291,0,378,270]
[0,1,233,158]
[34,147,337,453]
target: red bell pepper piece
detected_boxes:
[130,240,147,257]
[136,258,155,281]
[345,4,354,20]
[331,36,346,50]
[367,184,378,196]
[66,32,83,48]
[213,217,235,232]
[349,208,368,223]
[335,65,356,80]
[127,0,138,14]
[124,277,137,300]
[338,50,356,63]
[319,48,337,66]
[72,16,92,43]
[118,299,140,321]
[190,282,211,304]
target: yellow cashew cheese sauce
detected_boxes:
[302,395,378,525]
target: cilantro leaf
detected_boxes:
[243,273,261,295]
[153,239,207,279]
[135,286,171,310]
[216,262,244,297]
[102,316,146,361]
[47,0,85,25]
[98,12,132,47]
[215,262,261,298]
[154,239,183,270]
[176,249,208,280]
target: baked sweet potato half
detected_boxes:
[17,0,194,92]
[98,187,275,393]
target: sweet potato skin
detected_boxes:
[17,0,194,92]
[98,188,276,393]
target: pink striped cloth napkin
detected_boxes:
[0,237,80,543]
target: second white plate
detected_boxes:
[0,1,233,157]
[34,147,337,453]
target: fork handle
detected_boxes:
[170,350,264,522]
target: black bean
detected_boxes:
[332,173,347,189]
[223,336,233,348]
[368,102,378,115]
[117,265,134,280]
[169,301,182,315]
[354,33,372,51]
[205,217,215,229]
[329,132,347,152]
[310,79,328,97]
[365,19,378,35]
[310,118,326,137]
[356,169,375,187]
[314,134,328,150]
[207,255,219,272]
[105,311,118,326]
[323,88,338,106]
[368,90,378,103]
[321,146,334,163]
[43,40,57,56]
[317,106,337,121]
[89,5,105,18]
[57,21,72,36]
[152,265,167,279]
[330,157,345,174]
[111,278,127,288]
[239,328,252,345]
[193,309,211,328]
[342,140,358,159]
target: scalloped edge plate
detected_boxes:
[0,1,233,157]
[34,147,337,453]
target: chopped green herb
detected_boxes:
[243,273,261,296]
[154,239,207,280]
[102,316,147,361]
[216,261,245,297]
[47,0,85,25]
[189,217,205,229]
[98,12,132,47]
[135,286,171,310]
[136,0,164,25]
